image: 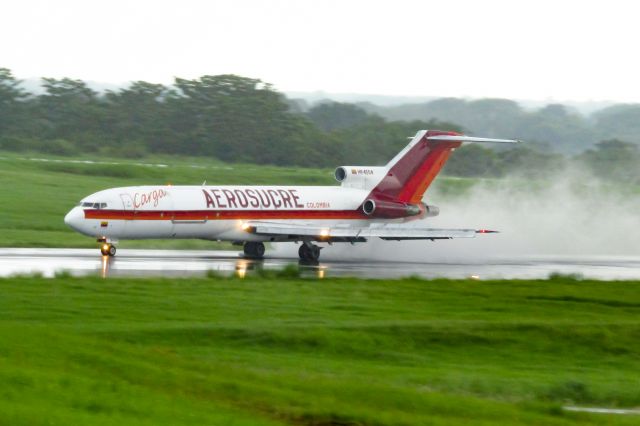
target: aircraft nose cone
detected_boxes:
[64,207,82,231]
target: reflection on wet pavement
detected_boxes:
[2,248,640,280]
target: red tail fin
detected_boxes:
[370,130,462,203]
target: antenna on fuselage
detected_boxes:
[202,180,206,186]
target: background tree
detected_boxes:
[592,105,640,143]
[104,81,170,156]
[329,118,463,166]
[0,68,29,140]
[442,144,498,177]
[169,74,323,165]
[578,139,640,182]
[306,102,373,132]
[0,67,638,176]
[37,78,105,150]
[361,98,598,154]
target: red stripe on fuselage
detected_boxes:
[84,209,366,221]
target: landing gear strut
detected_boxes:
[100,243,116,257]
[298,243,321,262]
[243,241,265,258]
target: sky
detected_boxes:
[2,0,639,103]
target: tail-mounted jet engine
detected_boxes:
[362,199,439,219]
[334,166,387,189]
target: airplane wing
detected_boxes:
[243,221,496,242]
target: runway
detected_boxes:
[2,248,640,280]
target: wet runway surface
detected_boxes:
[1,248,640,280]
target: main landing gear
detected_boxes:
[243,241,265,258]
[298,243,321,262]
[100,243,116,257]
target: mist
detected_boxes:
[273,170,640,262]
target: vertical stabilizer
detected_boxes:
[370,130,517,203]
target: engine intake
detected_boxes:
[334,167,347,182]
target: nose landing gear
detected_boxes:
[243,241,265,258]
[100,243,116,257]
[98,239,117,257]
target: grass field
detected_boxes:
[1,274,639,425]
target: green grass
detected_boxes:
[1,275,639,425]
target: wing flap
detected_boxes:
[247,221,483,241]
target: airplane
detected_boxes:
[64,130,518,261]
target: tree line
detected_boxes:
[358,97,640,156]
[0,68,455,167]
[0,68,638,182]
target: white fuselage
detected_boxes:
[64,184,392,242]
[63,130,514,258]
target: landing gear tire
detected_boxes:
[243,242,265,258]
[298,244,321,262]
[101,244,116,257]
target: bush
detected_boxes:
[0,136,36,152]
[99,142,148,159]
[40,163,140,178]
[544,380,592,403]
[548,272,583,281]
[275,264,301,279]
[41,139,76,156]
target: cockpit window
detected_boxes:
[78,202,107,209]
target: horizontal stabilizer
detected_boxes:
[427,135,520,144]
